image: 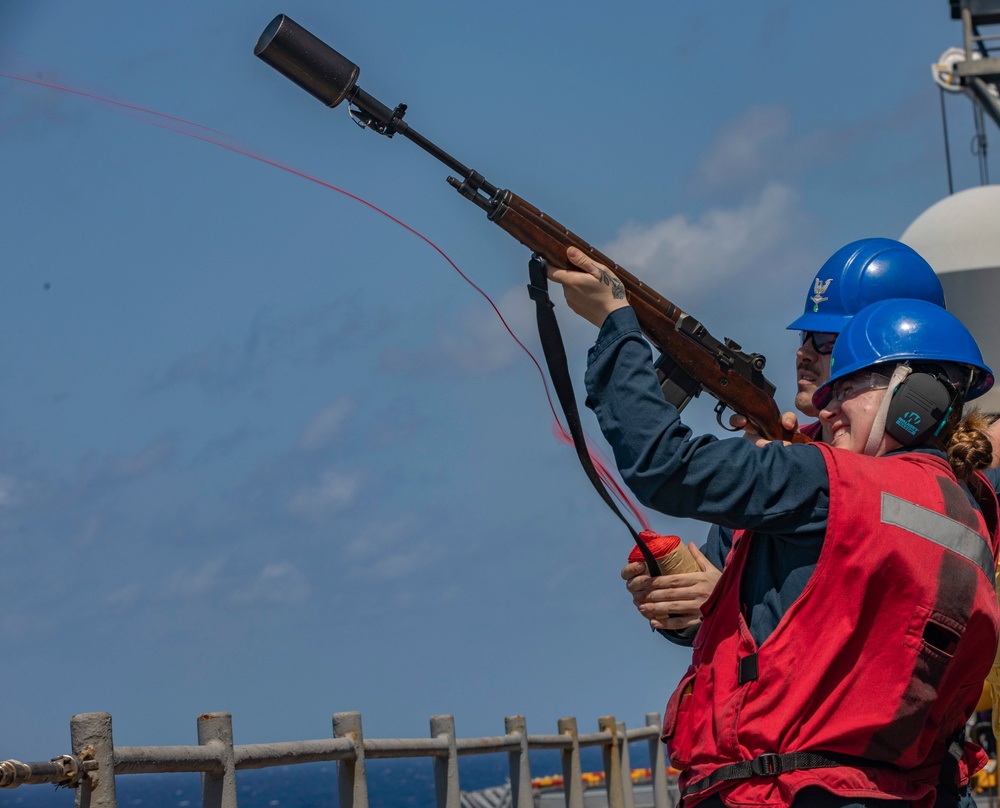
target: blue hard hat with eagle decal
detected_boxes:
[786,238,946,334]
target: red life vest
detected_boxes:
[662,446,1000,808]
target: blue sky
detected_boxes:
[1,0,997,764]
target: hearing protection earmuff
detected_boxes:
[884,373,955,446]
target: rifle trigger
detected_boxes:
[714,401,741,433]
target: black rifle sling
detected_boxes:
[526,255,661,575]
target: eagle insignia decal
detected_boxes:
[811,277,833,312]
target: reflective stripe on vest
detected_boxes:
[881,492,996,589]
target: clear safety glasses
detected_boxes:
[828,371,892,404]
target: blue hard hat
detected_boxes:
[787,238,946,333]
[812,298,993,410]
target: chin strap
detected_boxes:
[863,364,912,456]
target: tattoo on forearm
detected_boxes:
[598,268,626,299]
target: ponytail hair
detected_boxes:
[938,409,995,483]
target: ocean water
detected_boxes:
[0,744,653,807]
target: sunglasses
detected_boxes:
[799,331,837,355]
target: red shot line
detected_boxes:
[1,71,651,531]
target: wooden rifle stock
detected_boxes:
[489,191,809,444]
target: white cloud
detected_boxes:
[158,556,311,607]
[102,582,144,612]
[287,469,362,521]
[0,475,19,506]
[435,300,526,372]
[691,105,792,192]
[72,513,106,550]
[0,609,57,641]
[230,562,311,606]
[297,398,354,452]
[342,515,441,580]
[165,555,229,599]
[382,294,528,377]
[601,182,804,299]
[105,436,174,481]
[380,183,812,379]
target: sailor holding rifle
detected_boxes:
[549,245,1000,808]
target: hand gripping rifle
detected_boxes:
[254,15,807,446]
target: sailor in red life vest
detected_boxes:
[548,247,1000,808]
[635,239,950,638]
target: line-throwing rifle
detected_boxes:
[254,14,807,446]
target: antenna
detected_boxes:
[933,3,1000,189]
[936,4,1000,128]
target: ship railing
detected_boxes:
[0,710,675,808]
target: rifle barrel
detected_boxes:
[254,15,801,444]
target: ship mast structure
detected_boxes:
[902,2,1000,412]
[934,0,1000,188]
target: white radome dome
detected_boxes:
[901,185,1000,412]
[901,185,1000,274]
